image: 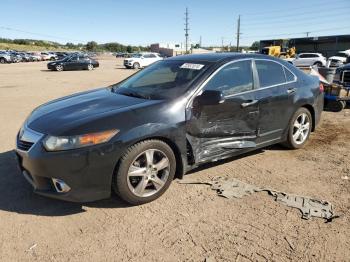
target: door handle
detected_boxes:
[287,88,297,94]
[241,99,258,108]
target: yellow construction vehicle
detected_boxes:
[261,46,296,58]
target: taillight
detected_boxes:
[319,83,324,93]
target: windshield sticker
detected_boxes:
[180,63,205,70]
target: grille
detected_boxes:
[17,139,34,151]
[342,71,350,84]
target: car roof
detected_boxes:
[167,52,278,63]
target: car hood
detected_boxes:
[27,88,152,135]
[329,56,347,61]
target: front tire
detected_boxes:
[113,140,176,205]
[87,64,94,71]
[55,64,63,71]
[0,58,5,64]
[283,108,312,149]
[133,62,140,69]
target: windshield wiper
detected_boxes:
[119,91,148,99]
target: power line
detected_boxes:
[242,26,350,39]
[241,12,350,30]
[0,26,85,43]
[241,8,350,27]
[242,0,348,16]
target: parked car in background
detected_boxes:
[55,52,69,60]
[47,54,99,71]
[41,52,57,61]
[0,51,12,63]
[30,52,42,61]
[292,53,327,67]
[16,53,324,205]
[334,63,350,87]
[9,52,22,63]
[328,50,350,67]
[124,52,163,69]
[17,52,32,62]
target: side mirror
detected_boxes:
[195,90,225,106]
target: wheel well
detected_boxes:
[301,104,316,131]
[123,137,186,180]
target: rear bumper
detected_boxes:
[15,130,122,202]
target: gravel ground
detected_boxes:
[0,57,349,261]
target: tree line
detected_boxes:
[0,37,149,52]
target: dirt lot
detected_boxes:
[0,57,349,262]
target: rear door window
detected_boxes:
[255,60,286,88]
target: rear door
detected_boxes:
[253,59,298,144]
[186,59,260,163]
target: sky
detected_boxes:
[1,0,349,47]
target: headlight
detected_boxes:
[43,129,119,151]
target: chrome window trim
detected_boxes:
[186,58,298,108]
[254,58,297,89]
[186,58,253,107]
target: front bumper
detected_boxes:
[15,127,122,202]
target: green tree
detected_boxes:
[86,41,98,51]
[250,41,260,51]
[126,45,133,53]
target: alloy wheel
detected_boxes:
[56,65,63,71]
[127,149,170,197]
[87,64,93,70]
[292,113,310,145]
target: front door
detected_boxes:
[186,59,259,163]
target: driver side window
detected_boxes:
[204,60,253,96]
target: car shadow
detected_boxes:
[0,150,129,217]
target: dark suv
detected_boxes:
[16,53,324,205]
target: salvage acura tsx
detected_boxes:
[16,53,324,205]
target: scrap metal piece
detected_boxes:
[179,177,337,221]
[269,192,334,220]
[211,179,260,198]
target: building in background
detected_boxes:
[260,35,350,57]
[151,43,214,57]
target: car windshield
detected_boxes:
[111,60,210,100]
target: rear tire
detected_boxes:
[326,100,346,112]
[0,58,5,64]
[112,140,176,205]
[283,107,312,149]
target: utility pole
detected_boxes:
[184,7,190,53]
[199,35,202,47]
[306,31,311,37]
[221,37,224,50]
[236,15,241,52]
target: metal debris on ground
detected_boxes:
[179,177,337,222]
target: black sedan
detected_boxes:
[47,54,99,71]
[16,53,323,205]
